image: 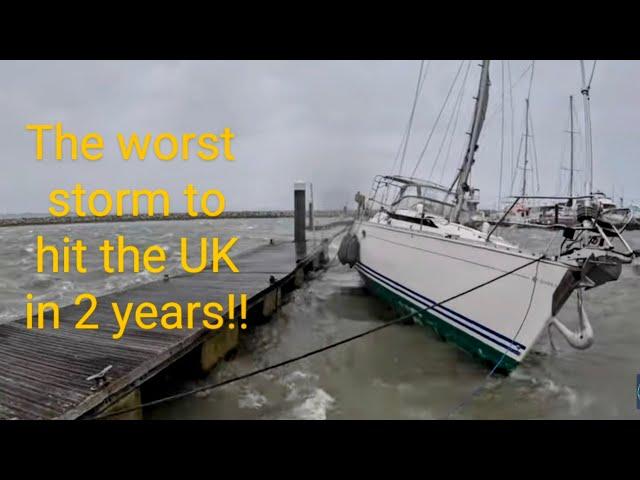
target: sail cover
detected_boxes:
[471,62,490,150]
[453,60,491,222]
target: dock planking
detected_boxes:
[0,234,340,420]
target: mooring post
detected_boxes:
[308,182,314,232]
[294,181,307,258]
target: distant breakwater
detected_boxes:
[0,210,355,228]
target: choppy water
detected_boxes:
[1,220,639,419]
[0,218,296,323]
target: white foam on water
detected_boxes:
[282,370,316,383]
[538,378,594,416]
[0,310,18,322]
[372,377,414,394]
[277,369,334,419]
[280,370,319,401]
[291,388,335,420]
[509,370,535,383]
[508,370,593,417]
[238,389,268,410]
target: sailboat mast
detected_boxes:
[569,95,574,198]
[580,60,594,195]
[452,60,491,223]
[521,98,530,198]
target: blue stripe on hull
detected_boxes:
[355,262,524,356]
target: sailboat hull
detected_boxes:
[353,220,570,371]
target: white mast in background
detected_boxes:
[569,95,575,198]
[580,60,594,195]
[521,98,530,199]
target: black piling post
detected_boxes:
[294,181,307,258]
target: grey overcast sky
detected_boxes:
[0,60,637,214]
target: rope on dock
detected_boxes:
[92,254,545,420]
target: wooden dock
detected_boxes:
[0,232,345,420]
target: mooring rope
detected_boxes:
[92,254,545,420]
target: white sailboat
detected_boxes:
[339,60,638,372]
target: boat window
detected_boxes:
[388,211,438,228]
[370,177,466,220]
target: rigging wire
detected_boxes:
[529,107,541,193]
[484,61,534,127]
[498,60,505,209]
[509,134,524,196]
[527,60,536,100]
[410,60,466,178]
[397,60,429,176]
[509,61,536,198]
[581,60,597,194]
[508,61,515,197]
[559,99,573,195]
[429,60,472,180]
[428,61,471,180]
[573,103,584,195]
[559,97,584,195]
[587,60,597,89]
[527,62,537,194]
[390,125,409,175]
[557,108,568,196]
[438,65,471,185]
[391,60,430,175]
[92,251,546,420]
[385,61,430,208]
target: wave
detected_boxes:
[238,389,268,410]
[291,388,335,420]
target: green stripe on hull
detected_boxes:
[360,273,519,373]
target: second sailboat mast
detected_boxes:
[521,98,530,199]
[569,95,574,198]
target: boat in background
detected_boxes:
[631,204,640,228]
